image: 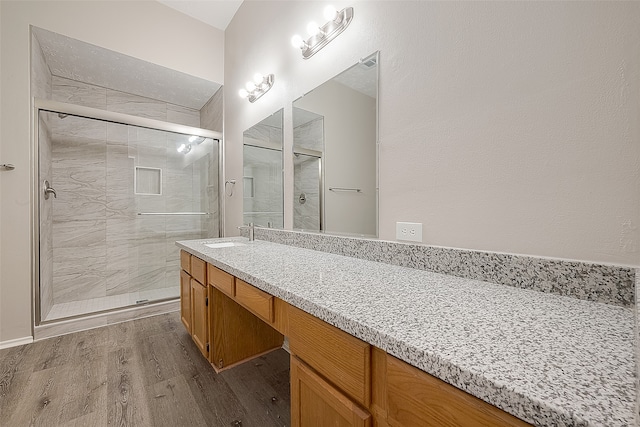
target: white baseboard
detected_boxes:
[0,336,34,349]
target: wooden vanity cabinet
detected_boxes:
[180,250,209,359]
[208,286,283,371]
[291,356,371,427]
[208,263,235,297]
[191,256,207,285]
[179,270,191,333]
[180,250,531,427]
[190,278,209,358]
[287,303,372,426]
[371,348,531,427]
[235,279,275,323]
[288,305,371,408]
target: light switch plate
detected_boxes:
[396,222,423,242]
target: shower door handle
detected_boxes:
[43,180,57,199]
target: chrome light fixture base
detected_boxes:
[247,74,275,103]
[301,7,354,59]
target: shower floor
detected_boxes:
[44,287,178,322]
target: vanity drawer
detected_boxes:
[208,264,235,297]
[191,256,207,285]
[180,250,191,273]
[384,354,531,427]
[235,279,274,323]
[289,305,371,407]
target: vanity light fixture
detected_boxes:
[238,73,275,103]
[291,5,354,59]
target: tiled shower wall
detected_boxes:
[201,87,223,132]
[43,79,219,307]
[293,117,323,230]
[52,76,202,126]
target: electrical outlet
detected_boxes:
[396,222,422,242]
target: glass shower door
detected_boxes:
[38,109,220,322]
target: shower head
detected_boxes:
[57,113,68,119]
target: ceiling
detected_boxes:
[156,0,244,31]
[33,27,221,110]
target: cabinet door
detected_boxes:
[291,356,371,427]
[180,270,191,333]
[190,278,209,358]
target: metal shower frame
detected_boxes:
[31,98,225,327]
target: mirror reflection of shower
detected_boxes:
[292,51,379,237]
[293,151,322,230]
[242,109,284,229]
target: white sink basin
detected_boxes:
[204,241,246,249]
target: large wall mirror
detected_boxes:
[292,52,378,237]
[243,109,284,228]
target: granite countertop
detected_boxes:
[177,237,636,427]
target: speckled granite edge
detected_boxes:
[247,228,635,307]
[275,294,582,427]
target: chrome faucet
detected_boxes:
[238,222,255,241]
[247,222,254,241]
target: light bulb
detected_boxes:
[306,21,320,37]
[323,5,338,21]
[238,88,249,98]
[253,73,264,85]
[291,34,305,49]
[245,81,256,92]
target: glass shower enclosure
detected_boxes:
[35,100,222,323]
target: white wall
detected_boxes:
[224,1,640,266]
[0,0,224,343]
[295,80,376,235]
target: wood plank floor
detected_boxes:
[0,311,291,426]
